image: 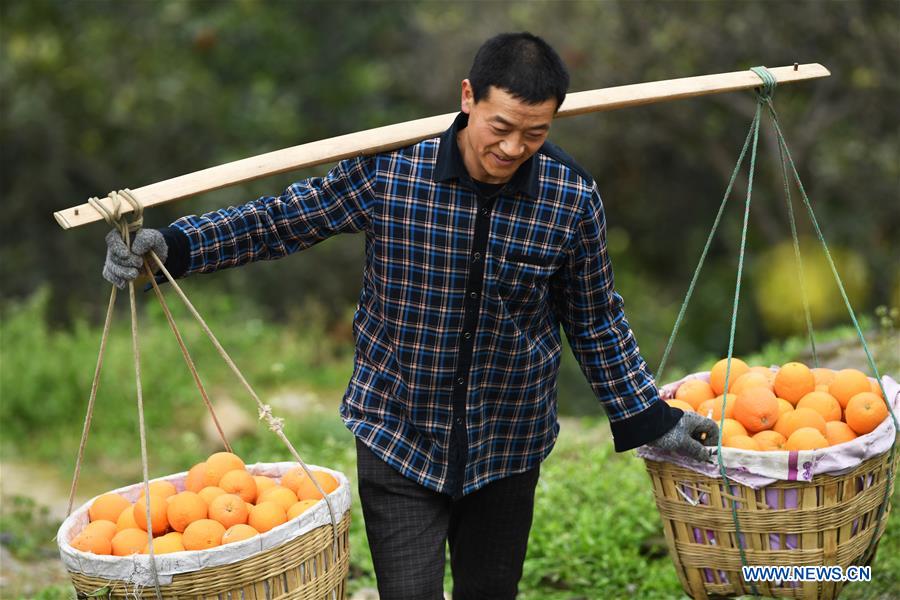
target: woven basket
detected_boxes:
[59,463,351,600]
[644,449,896,600]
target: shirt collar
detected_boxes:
[434,112,541,199]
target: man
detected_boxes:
[104,32,717,600]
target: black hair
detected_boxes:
[468,32,570,110]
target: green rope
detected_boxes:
[763,99,899,565]
[774,114,819,366]
[657,64,896,593]
[716,96,764,600]
[655,110,759,381]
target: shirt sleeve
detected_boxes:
[550,183,681,451]
[168,155,377,277]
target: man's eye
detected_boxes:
[492,128,510,135]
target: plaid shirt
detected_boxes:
[164,113,679,498]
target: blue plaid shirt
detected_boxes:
[164,113,679,498]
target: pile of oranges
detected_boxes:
[669,359,889,452]
[69,451,339,556]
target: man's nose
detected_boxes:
[499,136,524,159]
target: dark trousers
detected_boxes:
[355,438,541,600]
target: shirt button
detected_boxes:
[456,377,465,385]
[469,291,478,299]
[473,252,482,260]
[463,332,472,340]
[481,208,489,216]
[455,417,463,425]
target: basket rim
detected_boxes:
[57,461,352,585]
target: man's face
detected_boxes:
[457,80,557,184]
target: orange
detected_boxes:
[248,501,288,533]
[666,399,695,413]
[825,421,858,446]
[812,368,836,386]
[731,372,773,395]
[258,486,297,511]
[720,418,748,440]
[222,523,260,544]
[254,475,277,497]
[198,486,227,506]
[749,365,776,380]
[697,394,736,421]
[202,452,246,487]
[167,491,208,533]
[674,379,715,410]
[111,528,149,556]
[138,480,177,500]
[785,427,829,451]
[116,506,140,531]
[732,387,779,433]
[279,468,306,496]
[709,358,750,395]
[82,519,117,541]
[182,519,225,550]
[773,407,827,439]
[797,391,842,422]
[287,499,320,520]
[134,494,169,535]
[219,469,258,503]
[295,471,340,501]
[774,362,816,405]
[753,430,787,451]
[828,369,871,409]
[209,493,249,529]
[845,392,889,435]
[185,462,207,493]
[776,398,794,418]
[144,532,185,554]
[870,379,885,399]
[89,493,131,523]
[723,435,760,450]
[71,531,112,555]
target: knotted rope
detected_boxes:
[74,189,164,600]
[68,189,343,588]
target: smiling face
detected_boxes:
[456,79,557,184]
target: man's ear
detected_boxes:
[460,79,474,114]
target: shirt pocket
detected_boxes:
[494,254,558,324]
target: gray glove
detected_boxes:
[647,411,720,462]
[103,228,168,289]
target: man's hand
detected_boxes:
[103,228,168,289]
[646,411,720,462]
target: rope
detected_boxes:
[147,250,342,555]
[715,93,763,599]
[66,286,117,517]
[774,122,819,366]
[81,189,164,600]
[142,260,232,452]
[660,64,896,593]
[763,101,899,565]
[125,229,164,600]
[655,102,759,381]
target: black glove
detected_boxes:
[103,228,168,289]
[646,411,720,462]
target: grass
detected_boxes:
[2,290,898,598]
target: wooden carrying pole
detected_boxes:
[54,63,829,230]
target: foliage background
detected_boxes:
[1,1,899,598]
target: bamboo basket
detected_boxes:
[58,463,351,600]
[644,449,896,600]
